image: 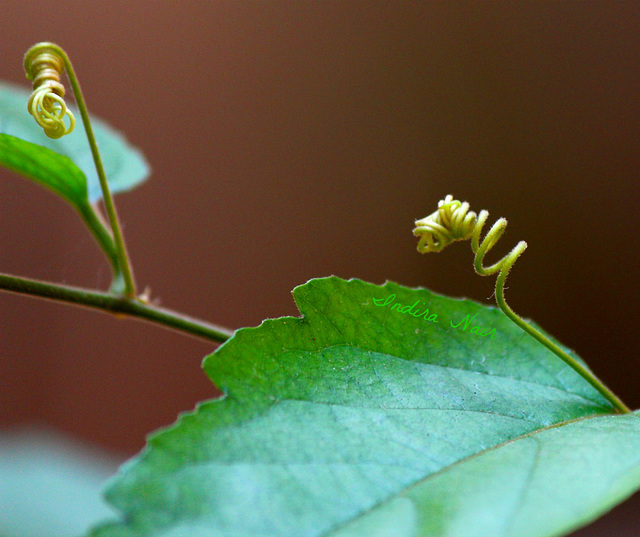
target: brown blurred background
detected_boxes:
[1,2,639,535]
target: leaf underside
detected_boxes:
[89,277,640,537]
[0,82,149,203]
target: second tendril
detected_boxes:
[23,41,136,298]
[24,44,75,139]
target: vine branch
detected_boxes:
[0,272,233,344]
[13,43,233,345]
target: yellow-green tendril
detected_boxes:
[23,42,136,298]
[413,195,630,414]
[24,44,75,138]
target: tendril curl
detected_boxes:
[412,194,630,414]
[413,194,527,287]
[24,43,75,139]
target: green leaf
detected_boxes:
[0,82,149,202]
[0,133,88,206]
[88,277,640,537]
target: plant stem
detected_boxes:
[0,272,233,344]
[54,44,137,298]
[495,271,631,414]
[76,202,119,274]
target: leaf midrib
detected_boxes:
[265,343,608,408]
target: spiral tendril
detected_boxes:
[24,43,75,139]
[412,194,630,414]
[413,194,528,285]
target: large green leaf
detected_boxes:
[88,277,639,537]
[0,82,149,202]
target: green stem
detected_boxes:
[0,271,233,344]
[495,272,631,414]
[76,203,128,293]
[76,202,119,273]
[53,44,137,298]
[474,213,630,414]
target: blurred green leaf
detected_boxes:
[0,82,149,202]
[0,428,121,537]
[0,133,87,206]
[87,277,640,537]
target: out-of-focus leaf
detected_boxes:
[0,428,121,537]
[0,82,149,202]
[0,133,87,206]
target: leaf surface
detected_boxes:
[89,277,640,537]
[0,82,149,202]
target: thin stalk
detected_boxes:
[76,203,127,293]
[76,202,119,273]
[0,272,233,344]
[495,275,631,414]
[54,44,137,298]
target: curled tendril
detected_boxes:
[24,43,75,139]
[413,194,527,286]
[412,194,631,414]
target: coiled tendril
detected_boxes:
[413,194,527,287]
[412,194,630,414]
[24,43,75,139]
